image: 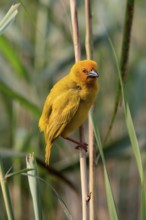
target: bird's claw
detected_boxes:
[75,142,88,152]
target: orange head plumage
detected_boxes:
[69,60,99,86]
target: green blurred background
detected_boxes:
[0,0,146,219]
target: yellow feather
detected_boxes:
[45,142,52,164]
[39,60,99,164]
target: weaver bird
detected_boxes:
[39,60,99,164]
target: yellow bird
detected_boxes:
[39,60,99,164]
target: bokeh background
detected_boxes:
[0,0,146,219]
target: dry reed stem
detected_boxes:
[69,0,81,62]
[69,1,88,220]
[85,0,96,219]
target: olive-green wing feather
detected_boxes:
[39,75,72,133]
[45,90,80,163]
[46,90,80,142]
[39,94,52,132]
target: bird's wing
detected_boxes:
[45,89,80,143]
[39,75,72,132]
[38,94,52,132]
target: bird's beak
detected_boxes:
[87,69,99,78]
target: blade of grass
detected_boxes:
[24,157,73,220]
[107,34,146,219]
[104,0,135,142]
[0,81,40,117]
[0,158,15,220]
[5,168,34,179]
[107,34,144,183]
[141,183,146,220]
[26,153,42,220]
[0,36,29,81]
[98,154,118,219]
[0,149,79,194]
[0,156,73,220]
[125,103,143,181]
[22,172,73,220]
[104,167,118,220]
[36,158,79,195]
[90,112,118,220]
[0,3,20,35]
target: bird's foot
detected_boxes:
[64,137,88,152]
[75,142,88,152]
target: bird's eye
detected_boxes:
[82,68,87,74]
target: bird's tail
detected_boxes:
[45,141,52,165]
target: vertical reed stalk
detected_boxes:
[69,1,88,219]
[69,0,81,61]
[104,0,135,143]
[85,0,93,59]
[85,0,95,220]
[0,158,15,220]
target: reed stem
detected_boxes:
[0,158,15,220]
[70,1,88,219]
[84,0,96,219]
[104,0,135,143]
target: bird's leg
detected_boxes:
[64,137,88,152]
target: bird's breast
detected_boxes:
[61,83,98,137]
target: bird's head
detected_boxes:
[70,60,99,85]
